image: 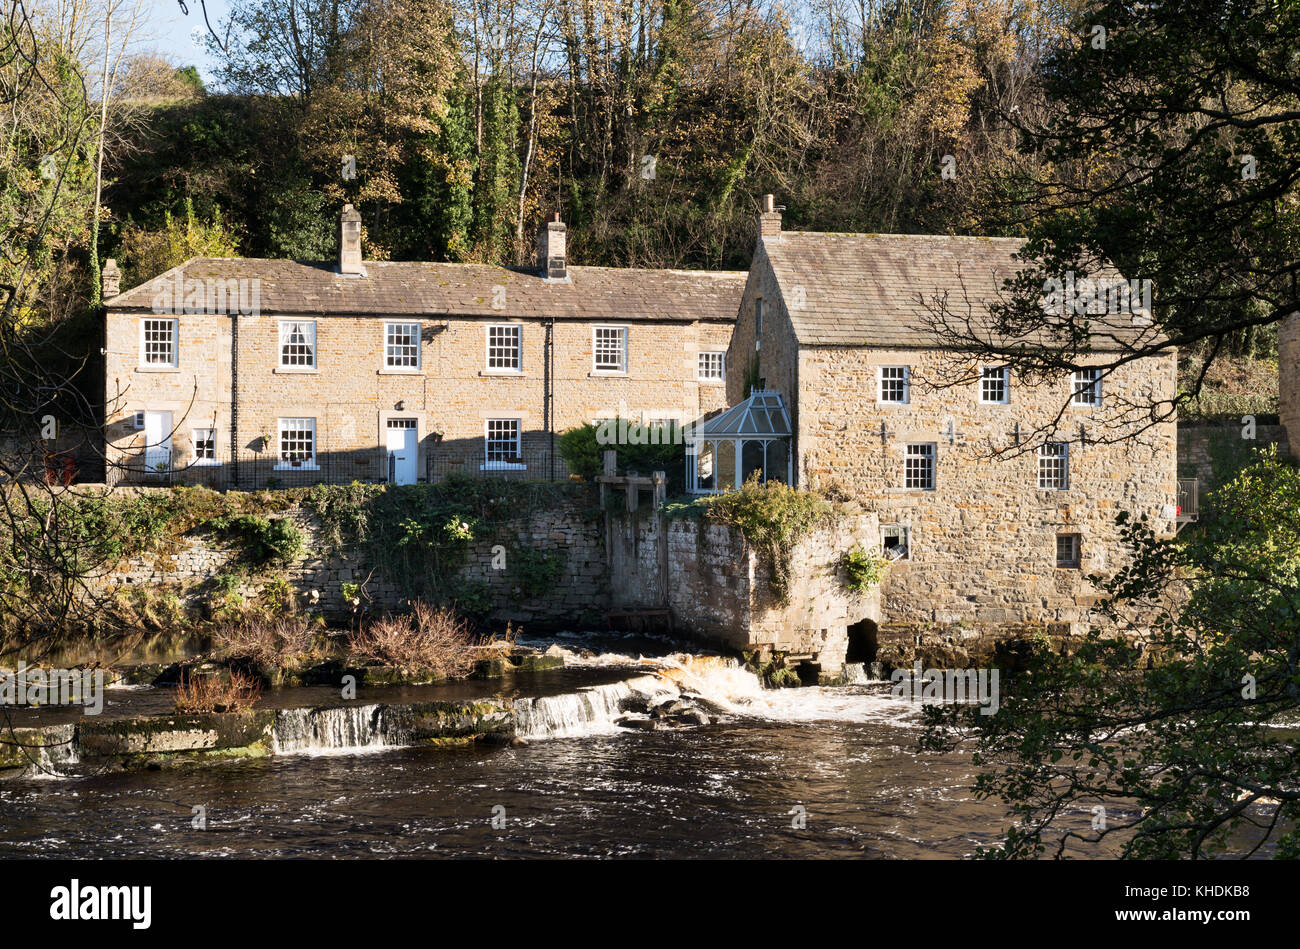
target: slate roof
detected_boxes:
[105,258,746,323]
[762,232,1155,351]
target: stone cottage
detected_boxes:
[714,198,1180,633]
[101,207,743,486]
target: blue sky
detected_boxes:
[145,0,227,84]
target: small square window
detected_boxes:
[487,324,521,371]
[594,327,627,373]
[882,525,911,561]
[193,428,218,465]
[1056,533,1081,568]
[904,443,935,490]
[279,321,316,368]
[980,366,1009,404]
[141,318,177,367]
[698,352,725,381]
[879,366,909,403]
[1038,442,1069,490]
[386,322,421,369]
[1072,368,1101,406]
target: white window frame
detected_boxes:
[904,443,935,490]
[385,322,421,370]
[980,365,1010,404]
[697,351,725,382]
[878,366,910,404]
[755,298,764,351]
[593,326,628,374]
[1072,368,1102,407]
[485,324,522,373]
[1038,442,1069,490]
[192,428,219,466]
[275,417,318,470]
[278,320,317,369]
[140,318,178,368]
[1056,533,1081,568]
[882,525,911,561]
[483,418,524,470]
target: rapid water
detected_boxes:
[0,638,1282,858]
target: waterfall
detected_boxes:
[271,704,403,755]
[29,724,80,777]
[842,663,870,684]
[514,676,671,739]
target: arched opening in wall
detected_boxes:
[845,619,878,664]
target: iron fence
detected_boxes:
[106,445,573,490]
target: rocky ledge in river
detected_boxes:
[615,689,727,731]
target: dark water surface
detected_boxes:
[1,682,1030,858]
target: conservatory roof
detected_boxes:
[693,390,791,439]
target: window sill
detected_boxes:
[192,461,221,468]
[274,367,319,374]
[481,462,526,471]
[136,365,179,373]
[697,378,726,386]
[589,370,628,377]
[378,368,421,375]
[274,463,319,471]
[479,370,527,377]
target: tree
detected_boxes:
[921,0,1300,443]
[920,447,1300,859]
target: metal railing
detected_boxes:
[106,445,573,490]
[1177,477,1198,521]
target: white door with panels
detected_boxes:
[143,411,173,473]
[386,418,417,485]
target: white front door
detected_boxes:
[143,411,172,472]
[386,419,417,484]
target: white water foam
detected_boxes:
[271,704,404,756]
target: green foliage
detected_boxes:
[510,546,564,600]
[841,545,888,593]
[208,514,304,567]
[558,419,687,494]
[119,197,240,286]
[700,476,836,604]
[920,447,1300,859]
[302,477,583,607]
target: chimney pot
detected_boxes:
[759,194,782,240]
[101,258,121,298]
[538,213,568,280]
[339,203,366,276]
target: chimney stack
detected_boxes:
[339,204,366,276]
[759,194,782,239]
[537,212,567,280]
[101,258,121,298]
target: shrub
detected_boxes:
[558,419,686,493]
[348,601,476,677]
[700,475,835,604]
[173,669,262,713]
[208,514,304,566]
[214,615,317,667]
[841,545,889,593]
[510,546,564,599]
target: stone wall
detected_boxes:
[605,507,881,673]
[100,493,610,628]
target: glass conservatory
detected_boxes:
[685,390,793,493]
